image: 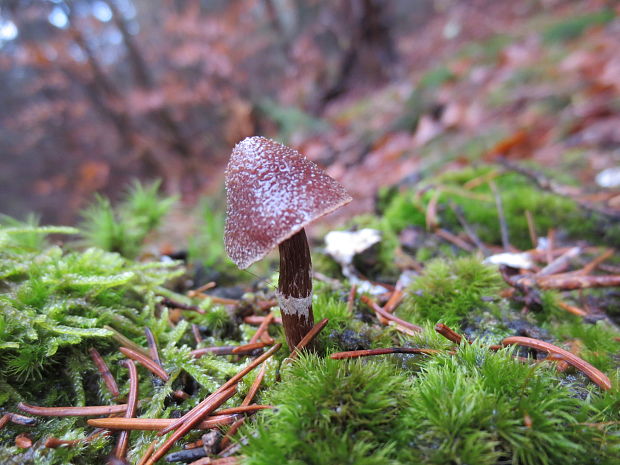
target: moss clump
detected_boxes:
[242,354,413,465]
[398,256,503,326]
[403,344,619,465]
[80,180,176,259]
[378,167,620,250]
[242,345,619,465]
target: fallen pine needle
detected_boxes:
[502,336,611,390]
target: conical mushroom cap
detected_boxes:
[225,137,352,269]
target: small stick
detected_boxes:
[114,360,139,460]
[220,365,269,450]
[119,347,169,381]
[242,364,267,407]
[161,344,281,436]
[158,386,237,437]
[525,210,537,248]
[8,413,37,426]
[463,169,500,190]
[249,313,275,344]
[436,228,475,252]
[537,247,580,276]
[105,326,150,357]
[545,229,555,265]
[425,190,441,231]
[188,457,241,465]
[490,181,510,250]
[536,274,620,290]
[18,403,128,417]
[219,417,246,450]
[192,346,237,357]
[289,318,329,358]
[187,281,217,297]
[557,301,587,317]
[136,438,158,465]
[0,414,9,430]
[232,342,267,354]
[361,296,423,333]
[388,321,422,337]
[144,328,162,367]
[192,324,203,344]
[45,429,109,448]
[161,297,205,314]
[383,289,404,314]
[502,336,612,390]
[89,348,120,398]
[451,203,490,255]
[435,323,468,345]
[243,315,283,325]
[88,414,240,431]
[145,388,237,465]
[194,295,239,306]
[347,285,357,314]
[214,405,273,416]
[330,348,440,359]
[574,249,614,276]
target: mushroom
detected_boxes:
[224,137,352,350]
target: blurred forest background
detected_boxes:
[1,0,619,225]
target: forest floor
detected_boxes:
[1,3,620,465]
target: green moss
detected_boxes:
[80,180,176,259]
[403,344,617,465]
[399,256,503,326]
[242,354,413,465]
[543,9,615,43]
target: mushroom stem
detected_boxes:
[277,228,314,350]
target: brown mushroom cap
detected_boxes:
[225,136,352,269]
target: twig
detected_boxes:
[450,203,490,255]
[436,228,475,252]
[243,315,282,325]
[537,247,580,276]
[249,313,274,344]
[136,439,157,465]
[161,344,282,436]
[104,326,150,357]
[557,301,587,317]
[490,181,510,250]
[435,323,469,345]
[361,295,423,333]
[241,364,267,407]
[89,348,120,398]
[347,284,357,314]
[502,336,611,390]
[146,387,237,465]
[573,249,614,276]
[426,190,441,231]
[144,327,162,367]
[289,318,329,358]
[187,281,216,297]
[88,414,240,431]
[160,297,205,314]
[214,405,273,416]
[8,413,37,426]
[192,324,203,344]
[0,414,9,430]
[188,457,241,465]
[383,289,404,314]
[114,360,139,460]
[119,347,169,381]
[525,210,537,248]
[44,429,109,448]
[231,342,267,354]
[18,403,128,417]
[330,348,440,359]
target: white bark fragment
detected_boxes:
[277,293,312,322]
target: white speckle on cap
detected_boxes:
[224,136,352,269]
